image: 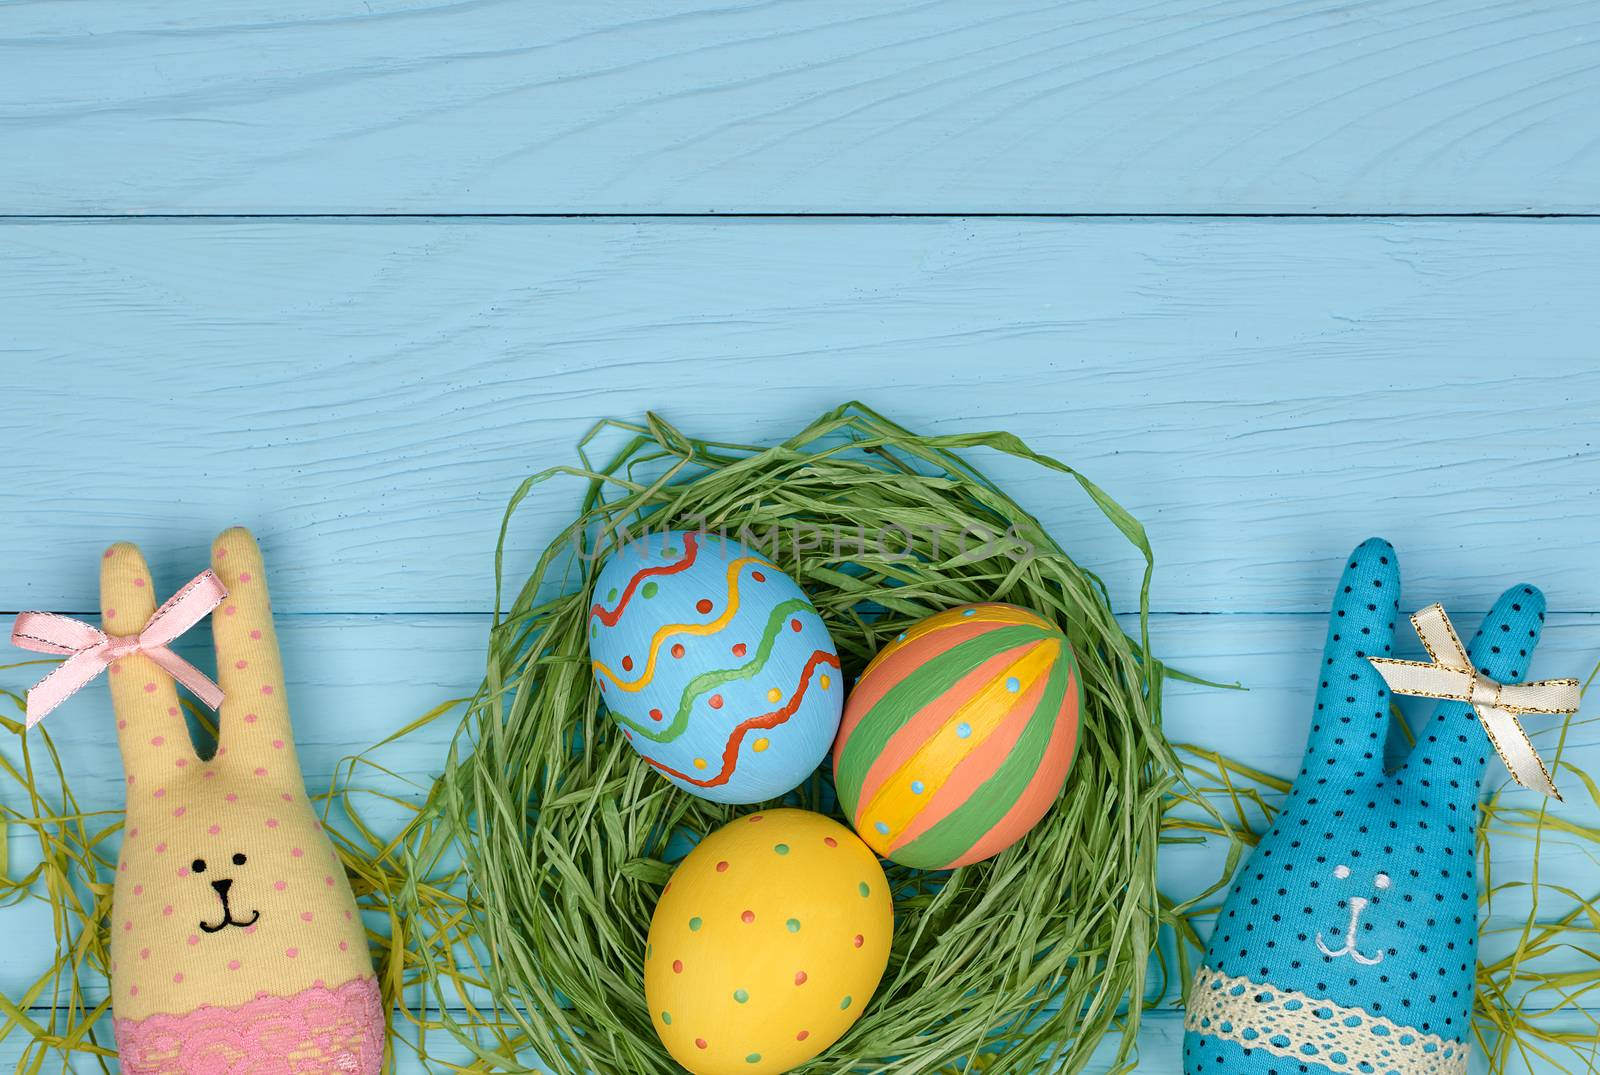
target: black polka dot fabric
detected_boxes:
[1183,538,1548,1074]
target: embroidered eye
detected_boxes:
[191,858,207,874]
[1374,873,1392,890]
[232,852,247,866]
[1332,864,1351,880]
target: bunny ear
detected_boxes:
[1403,584,1548,788]
[101,543,201,783]
[1301,538,1402,787]
[209,528,302,783]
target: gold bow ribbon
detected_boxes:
[1367,604,1578,800]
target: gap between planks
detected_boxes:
[3,213,1600,224]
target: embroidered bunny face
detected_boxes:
[1313,865,1392,965]
[112,774,362,1009]
[193,851,260,934]
[1185,539,1546,1075]
[100,530,379,1058]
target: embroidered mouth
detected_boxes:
[199,877,261,934]
[1316,895,1384,965]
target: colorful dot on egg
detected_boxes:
[741,910,756,924]
[716,860,730,872]
[789,618,802,632]
[858,882,871,898]
[732,642,747,657]
[693,758,708,770]
[1005,676,1021,692]
[853,934,865,948]
[823,837,837,848]
[663,547,679,558]
[672,960,683,974]
[796,1030,810,1041]
[794,970,808,985]
[621,655,634,672]
[786,918,801,932]
[695,1038,708,1050]
[752,737,770,752]
[661,1011,672,1025]
[708,694,724,709]
[689,917,703,931]
[751,571,766,583]
[873,820,890,835]
[606,588,618,603]
[767,687,782,703]
[956,722,973,738]
[589,622,597,639]
[840,995,854,1010]
[646,944,653,959]
[745,1055,762,1065]
[820,673,831,689]
[642,581,659,599]
[649,708,663,722]
[733,989,749,1004]
[671,643,686,659]
[774,843,789,855]
[896,632,906,641]
[696,599,713,615]
[911,780,925,795]
[962,608,977,617]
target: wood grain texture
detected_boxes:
[3,219,1598,615]
[3,0,1600,214]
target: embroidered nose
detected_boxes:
[211,878,233,899]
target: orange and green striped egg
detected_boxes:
[589,530,843,805]
[834,604,1083,870]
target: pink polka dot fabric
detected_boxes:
[99,529,383,1071]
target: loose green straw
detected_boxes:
[2,403,1595,1074]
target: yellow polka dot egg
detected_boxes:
[645,809,893,1074]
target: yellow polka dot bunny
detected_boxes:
[20,529,385,1074]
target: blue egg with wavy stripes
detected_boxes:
[587,530,843,804]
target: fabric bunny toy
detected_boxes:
[1184,538,1557,1075]
[26,530,384,1074]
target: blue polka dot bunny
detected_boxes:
[1184,538,1554,1075]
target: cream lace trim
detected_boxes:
[1185,967,1469,1075]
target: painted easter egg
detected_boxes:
[645,809,893,1075]
[834,603,1082,870]
[589,530,843,804]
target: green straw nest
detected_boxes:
[415,402,1204,1074]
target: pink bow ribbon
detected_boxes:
[10,570,229,728]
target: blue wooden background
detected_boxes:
[3,3,1598,1073]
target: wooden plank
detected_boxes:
[6,613,1595,1008]
[3,1,1599,214]
[3,219,1599,614]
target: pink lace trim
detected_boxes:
[114,976,385,1075]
